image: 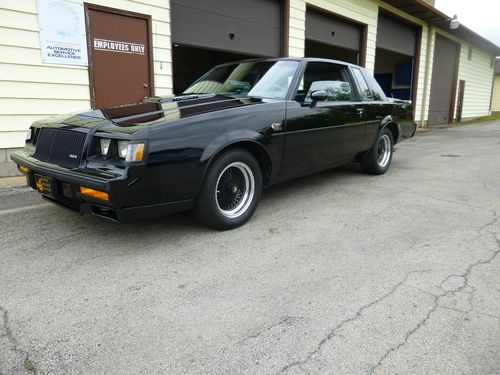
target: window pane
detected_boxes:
[184,60,299,100]
[352,68,373,101]
[295,62,354,102]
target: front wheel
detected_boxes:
[194,149,262,230]
[360,127,394,175]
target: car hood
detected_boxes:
[32,94,266,134]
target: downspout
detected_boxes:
[420,26,434,127]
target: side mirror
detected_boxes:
[310,90,327,102]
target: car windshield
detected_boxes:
[183,60,300,100]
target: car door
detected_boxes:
[351,67,393,149]
[279,61,367,181]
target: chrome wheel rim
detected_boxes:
[215,162,255,218]
[377,134,392,168]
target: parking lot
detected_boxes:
[1,121,499,375]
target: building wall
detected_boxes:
[0,0,172,152]
[434,29,495,120]
[492,75,500,113]
[288,0,306,57]
[456,45,494,119]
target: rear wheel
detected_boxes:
[194,149,262,230]
[360,127,394,175]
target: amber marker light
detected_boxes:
[18,165,29,174]
[132,143,145,162]
[35,177,44,193]
[79,186,109,201]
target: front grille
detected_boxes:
[33,128,87,168]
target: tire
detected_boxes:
[194,148,263,230]
[360,127,394,175]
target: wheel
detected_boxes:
[360,127,394,175]
[194,148,262,230]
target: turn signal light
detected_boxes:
[79,186,109,201]
[18,165,29,174]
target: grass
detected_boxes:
[25,360,36,373]
[460,113,500,124]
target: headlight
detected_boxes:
[117,141,145,162]
[100,138,111,155]
[25,128,32,141]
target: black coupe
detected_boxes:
[12,58,416,229]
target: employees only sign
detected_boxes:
[37,0,88,66]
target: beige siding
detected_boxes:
[492,75,500,112]
[288,0,306,57]
[456,45,494,119]
[0,0,171,149]
[419,27,436,125]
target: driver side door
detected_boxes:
[279,61,366,181]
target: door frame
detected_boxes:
[377,9,422,118]
[448,38,461,123]
[84,3,155,108]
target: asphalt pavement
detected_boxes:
[1,121,499,375]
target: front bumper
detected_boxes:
[11,150,193,222]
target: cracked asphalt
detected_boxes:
[1,121,499,375]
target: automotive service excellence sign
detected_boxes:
[37,0,88,66]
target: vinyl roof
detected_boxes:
[382,0,500,56]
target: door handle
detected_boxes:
[143,83,149,88]
[356,107,364,118]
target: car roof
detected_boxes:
[213,57,365,70]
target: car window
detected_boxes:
[352,68,374,101]
[184,60,300,100]
[364,72,387,101]
[294,62,354,103]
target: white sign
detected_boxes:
[93,38,146,55]
[37,0,88,66]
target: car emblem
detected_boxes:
[271,122,282,131]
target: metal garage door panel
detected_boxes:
[306,9,361,51]
[171,0,281,57]
[377,14,416,56]
[428,35,459,125]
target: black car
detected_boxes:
[12,58,416,229]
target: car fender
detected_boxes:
[379,115,400,143]
[200,129,269,164]
[197,129,271,190]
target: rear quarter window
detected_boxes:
[352,68,387,102]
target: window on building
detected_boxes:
[468,46,473,61]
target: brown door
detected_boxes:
[428,35,460,125]
[86,6,153,108]
[456,80,465,122]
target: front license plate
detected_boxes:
[34,174,53,196]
